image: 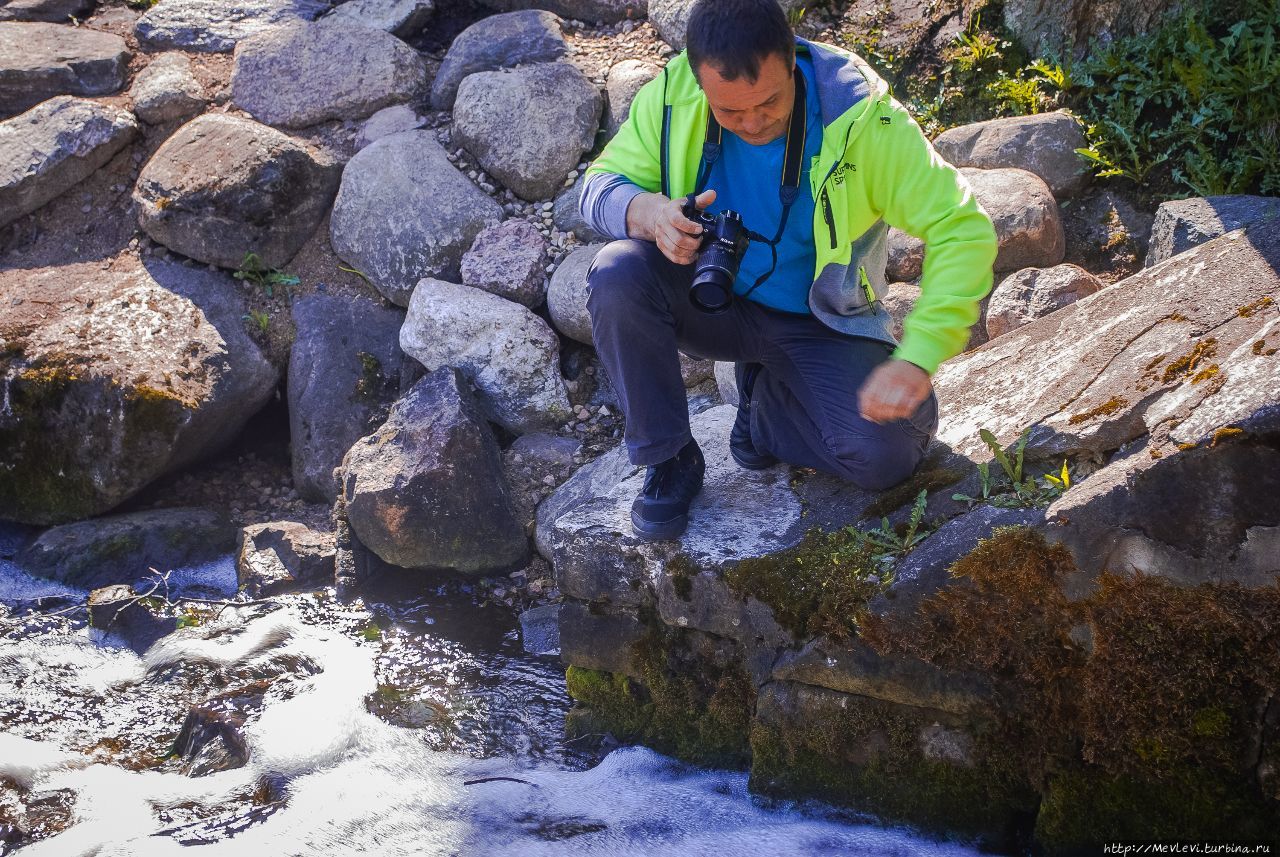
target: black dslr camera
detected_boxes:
[681,194,750,314]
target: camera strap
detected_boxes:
[693,66,809,299]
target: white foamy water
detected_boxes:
[2,565,986,857]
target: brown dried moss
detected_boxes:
[1068,396,1128,425]
[1238,296,1276,317]
[1161,338,1217,383]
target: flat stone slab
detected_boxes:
[0,21,129,115]
[134,0,329,53]
[0,95,138,229]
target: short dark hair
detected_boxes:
[686,0,795,84]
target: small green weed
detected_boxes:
[953,426,1071,509]
[234,252,300,299]
[242,309,271,334]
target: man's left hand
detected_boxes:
[857,358,933,424]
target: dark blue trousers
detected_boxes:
[586,239,939,491]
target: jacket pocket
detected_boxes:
[819,187,837,250]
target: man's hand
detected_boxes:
[857,358,932,424]
[626,189,717,265]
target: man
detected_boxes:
[579,0,997,541]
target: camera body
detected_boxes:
[682,197,750,314]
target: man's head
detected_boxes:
[687,0,797,146]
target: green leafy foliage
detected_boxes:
[953,426,1071,509]
[234,251,300,299]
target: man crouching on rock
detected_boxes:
[578,0,998,541]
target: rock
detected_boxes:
[0,21,128,115]
[135,0,330,53]
[460,219,549,308]
[519,603,560,655]
[1144,195,1280,269]
[0,96,138,230]
[714,360,736,405]
[86,584,178,653]
[933,112,1090,199]
[1060,188,1153,271]
[931,221,1280,469]
[604,58,660,136]
[0,261,278,525]
[129,52,206,125]
[1003,0,1182,60]
[553,177,605,242]
[547,242,606,345]
[236,520,336,596]
[985,263,1103,339]
[649,0,803,50]
[539,405,809,604]
[355,103,423,149]
[882,281,920,341]
[886,227,923,282]
[169,705,251,776]
[339,368,528,574]
[0,0,94,23]
[19,508,236,590]
[868,505,1047,620]
[963,166,1065,272]
[287,293,408,501]
[680,352,713,387]
[429,10,566,111]
[477,0,643,25]
[230,19,427,128]
[329,130,503,305]
[134,113,341,269]
[510,433,581,470]
[558,600,646,674]
[322,0,433,36]
[400,278,570,433]
[453,62,602,201]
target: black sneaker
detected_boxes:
[730,362,778,470]
[630,439,705,541]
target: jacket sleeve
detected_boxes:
[866,102,998,376]
[582,67,667,194]
[579,172,646,240]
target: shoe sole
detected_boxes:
[630,507,689,541]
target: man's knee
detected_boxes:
[586,239,661,316]
[826,432,924,492]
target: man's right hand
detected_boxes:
[626,189,718,266]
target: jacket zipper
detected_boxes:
[819,187,837,250]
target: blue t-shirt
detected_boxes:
[702,54,822,315]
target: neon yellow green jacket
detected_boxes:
[582,37,998,376]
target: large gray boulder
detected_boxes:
[0,0,94,23]
[339,368,528,574]
[0,96,138,230]
[134,113,341,269]
[984,263,1103,339]
[0,260,278,525]
[0,21,129,115]
[429,10,566,111]
[460,219,549,308]
[553,176,605,242]
[932,221,1279,470]
[963,166,1065,272]
[230,19,428,128]
[329,131,503,305]
[453,62,602,201]
[135,0,330,53]
[288,293,408,502]
[1144,195,1280,269]
[604,58,660,136]
[400,278,571,433]
[322,0,434,36]
[129,53,206,125]
[477,0,643,25]
[17,507,236,591]
[547,242,605,345]
[237,520,336,596]
[932,111,1090,199]
[1003,0,1183,60]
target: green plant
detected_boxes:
[243,309,271,333]
[786,4,806,29]
[234,252,300,299]
[953,426,1071,509]
[847,489,932,572]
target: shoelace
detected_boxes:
[642,450,700,500]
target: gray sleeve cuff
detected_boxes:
[578,172,646,241]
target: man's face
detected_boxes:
[695,51,796,147]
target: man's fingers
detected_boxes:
[694,188,717,209]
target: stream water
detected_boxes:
[0,556,988,856]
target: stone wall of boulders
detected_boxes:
[3,0,1279,850]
